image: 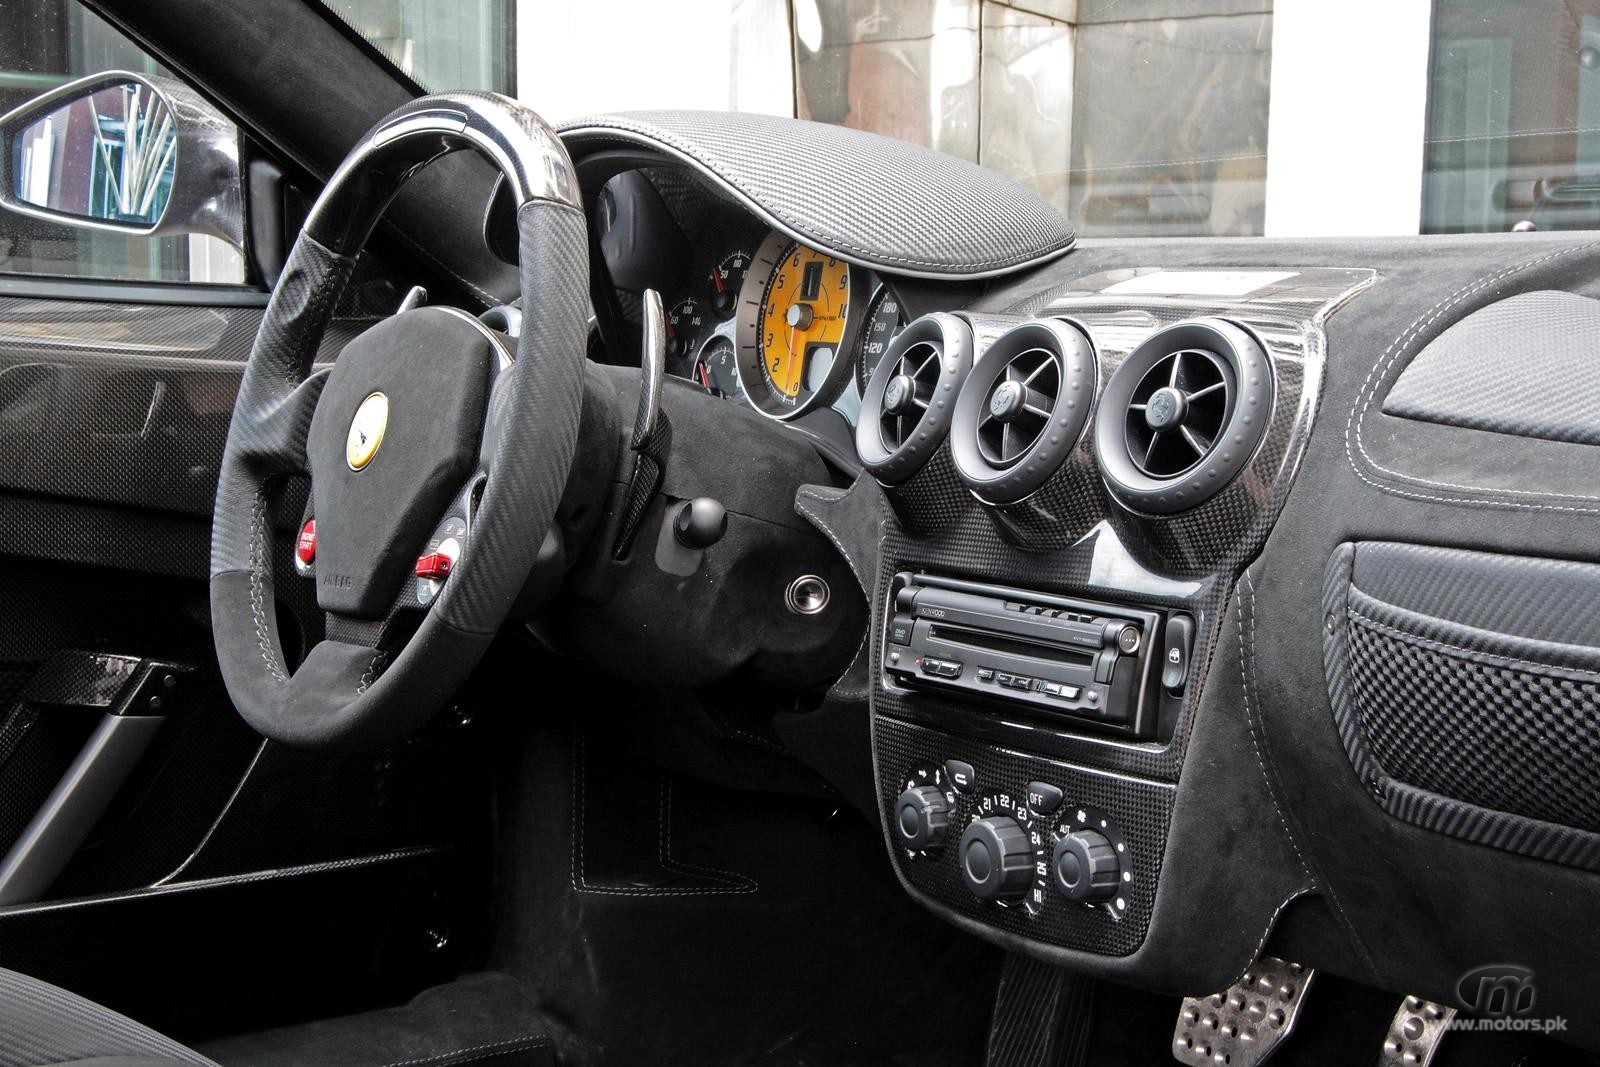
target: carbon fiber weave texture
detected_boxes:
[0,966,214,1065]
[211,233,356,578]
[1384,290,1600,444]
[559,111,1074,278]
[985,952,1095,1067]
[1325,542,1600,870]
[435,199,588,633]
[0,296,365,520]
[876,716,1169,956]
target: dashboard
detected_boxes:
[566,111,1600,1050]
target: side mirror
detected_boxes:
[0,70,243,249]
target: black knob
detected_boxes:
[673,497,727,549]
[959,816,1033,902]
[894,785,950,851]
[1052,830,1120,903]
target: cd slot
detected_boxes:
[926,624,1094,668]
[885,571,1166,738]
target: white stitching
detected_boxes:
[1237,572,1310,880]
[795,484,879,590]
[394,231,501,309]
[796,483,878,700]
[657,775,759,890]
[356,650,388,695]
[706,706,787,754]
[569,733,757,897]
[1217,889,1312,991]
[1347,607,1600,681]
[1244,571,1381,982]
[1346,241,1600,510]
[377,1035,552,1067]
[247,491,287,683]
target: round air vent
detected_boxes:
[856,313,974,485]
[1093,319,1273,514]
[951,319,1097,504]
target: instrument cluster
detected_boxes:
[663,228,907,424]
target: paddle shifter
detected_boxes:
[611,288,671,558]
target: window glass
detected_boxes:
[317,0,515,94]
[791,0,1272,238]
[1424,0,1600,233]
[0,0,246,284]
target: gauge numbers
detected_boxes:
[693,336,745,403]
[734,231,862,420]
[856,284,908,392]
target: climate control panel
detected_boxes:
[877,716,1168,956]
[894,761,1137,923]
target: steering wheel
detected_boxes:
[210,93,588,749]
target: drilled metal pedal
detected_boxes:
[1377,996,1454,1066]
[1172,956,1313,1066]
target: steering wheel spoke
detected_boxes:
[232,370,331,476]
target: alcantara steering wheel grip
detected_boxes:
[209,94,588,750]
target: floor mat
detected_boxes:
[196,972,552,1067]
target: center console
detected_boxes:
[815,267,1375,966]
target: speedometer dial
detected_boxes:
[734,231,862,420]
[855,283,907,392]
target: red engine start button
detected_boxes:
[295,518,317,565]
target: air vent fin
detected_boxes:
[878,339,944,454]
[977,346,1060,468]
[1124,348,1231,478]
[951,319,1097,505]
[1093,319,1273,514]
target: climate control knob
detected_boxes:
[959,816,1033,901]
[894,785,951,851]
[1052,830,1120,903]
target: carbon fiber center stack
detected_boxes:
[858,268,1375,970]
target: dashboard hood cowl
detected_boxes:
[557,110,1075,281]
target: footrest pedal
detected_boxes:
[1377,996,1453,1066]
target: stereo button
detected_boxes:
[889,614,915,645]
[1162,614,1193,691]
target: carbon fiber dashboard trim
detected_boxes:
[0,295,369,519]
[869,268,1372,956]
[558,111,1074,280]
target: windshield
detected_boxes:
[323,0,1600,239]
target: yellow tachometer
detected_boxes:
[758,242,850,403]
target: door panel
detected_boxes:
[0,292,487,1035]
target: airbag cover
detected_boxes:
[306,307,493,616]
